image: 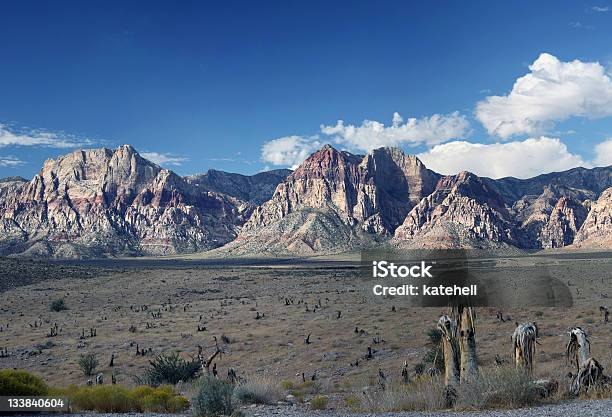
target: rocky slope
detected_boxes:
[186,168,292,205]
[572,187,612,248]
[393,171,517,249]
[245,145,439,235]
[0,144,610,258]
[233,145,611,255]
[0,145,286,258]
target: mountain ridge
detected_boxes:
[0,144,610,258]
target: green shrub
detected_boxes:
[192,376,234,416]
[281,380,295,390]
[78,353,99,376]
[0,369,48,396]
[50,298,68,312]
[55,384,189,413]
[142,351,201,386]
[310,395,328,410]
[138,385,190,412]
[345,394,361,410]
[421,327,444,373]
[233,375,281,405]
[71,385,132,413]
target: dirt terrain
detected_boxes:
[0,252,610,405]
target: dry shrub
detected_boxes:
[310,395,328,410]
[360,376,446,412]
[457,367,539,410]
[233,374,282,405]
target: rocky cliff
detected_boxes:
[234,145,611,254]
[0,145,285,257]
[1,144,610,258]
[572,188,612,248]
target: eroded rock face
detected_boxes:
[573,187,612,248]
[512,186,590,249]
[186,169,292,205]
[236,145,611,254]
[0,145,243,257]
[1,144,610,257]
[393,172,517,248]
[245,145,439,236]
[539,196,589,248]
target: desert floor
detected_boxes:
[0,252,610,407]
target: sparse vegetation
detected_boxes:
[287,379,321,400]
[1,256,610,415]
[141,351,201,386]
[50,298,68,312]
[310,395,328,410]
[361,376,447,412]
[233,375,281,405]
[78,353,99,376]
[0,369,48,396]
[345,393,361,410]
[422,327,444,373]
[192,375,234,416]
[457,367,539,409]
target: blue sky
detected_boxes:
[1,0,612,179]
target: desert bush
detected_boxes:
[78,353,99,376]
[233,375,281,405]
[422,328,444,373]
[35,340,55,350]
[71,385,132,413]
[141,351,201,386]
[289,379,321,397]
[310,395,328,410]
[361,376,446,412]
[0,369,48,396]
[192,376,234,416]
[53,384,188,413]
[345,394,361,410]
[281,380,295,390]
[134,385,190,412]
[456,367,538,409]
[50,298,68,312]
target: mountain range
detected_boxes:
[0,144,610,258]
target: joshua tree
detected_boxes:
[569,357,606,395]
[511,322,538,373]
[455,306,478,382]
[566,327,607,395]
[437,315,460,392]
[566,327,590,371]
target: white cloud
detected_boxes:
[592,5,610,12]
[321,111,470,150]
[417,137,588,179]
[593,138,612,166]
[0,123,93,148]
[260,135,321,169]
[141,152,188,167]
[0,156,25,167]
[475,53,612,138]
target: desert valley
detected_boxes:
[0,145,611,415]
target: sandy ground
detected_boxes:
[0,252,610,410]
